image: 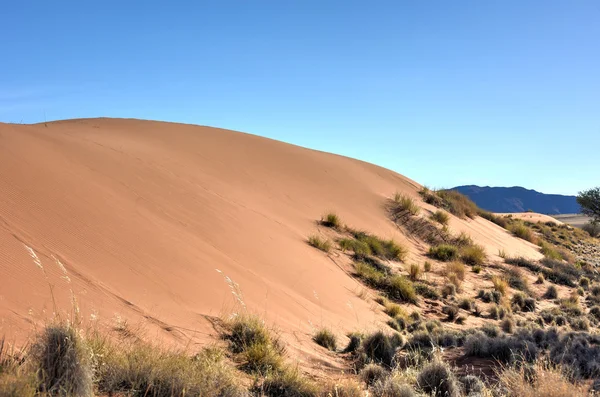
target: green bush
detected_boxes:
[417,359,460,397]
[428,244,459,262]
[436,190,479,219]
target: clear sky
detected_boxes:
[2,1,598,195]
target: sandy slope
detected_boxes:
[0,118,542,353]
[497,212,565,225]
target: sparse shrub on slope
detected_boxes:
[261,366,319,397]
[510,222,537,244]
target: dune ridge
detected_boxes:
[0,118,542,352]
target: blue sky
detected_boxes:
[2,1,598,195]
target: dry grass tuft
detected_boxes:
[321,212,342,229]
[392,193,421,216]
[313,328,337,351]
[308,235,332,252]
[407,263,421,281]
[431,210,450,226]
[31,323,93,397]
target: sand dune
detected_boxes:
[0,118,542,352]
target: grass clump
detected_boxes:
[392,193,421,216]
[442,283,456,298]
[428,244,459,262]
[431,210,450,226]
[307,235,331,252]
[492,276,508,295]
[407,263,421,281]
[224,315,284,374]
[387,275,417,304]
[510,222,537,244]
[360,363,388,386]
[320,212,341,229]
[260,366,318,397]
[313,329,337,351]
[417,359,460,397]
[339,238,371,256]
[423,261,432,272]
[31,323,93,397]
[95,340,245,397]
[436,190,479,219]
[459,244,487,266]
[359,331,403,368]
[445,261,466,281]
[544,285,558,299]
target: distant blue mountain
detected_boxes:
[451,185,581,215]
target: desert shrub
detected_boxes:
[582,221,600,238]
[590,306,600,322]
[321,380,364,397]
[308,235,331,252]
[381,240,408,262]
[569,317,589,331]
[372,377,417,397]
[31,323,93,396]
[560,293,583,316]
[431,210,450,226]
[321,212,341,229]
[386,275,417,304]
[458,298,474,311]
[360,331,402,368]
[540,242,562,260]
[428,244,459,262]
[436,190,479,219]
[536,273,545,284]
[501,318,515,333]
[481,323,500,337]
[381,300,406,318]
[360,363,388,386]
[417,359,460,397]
[505,256,541,273]
[344,333,364,354]
[224,315,283,373]
[414,283,440,300]
[548,333,600,378]
[313,329,337,351]
[460,375,485,396]
[442,283,456,298]
[478,210,509,228]
[512,292,527,311]
[579,277,590,289]
[498,361,590,397]
[544,285,558,299]
[443,305,460,322]
[492,276,508,295]
[339,238,371,256]
[392,193,420,216]
[423,261,432,272]
[506,267,530,293]
[510,222,537,243]
[261,366,318,397]
[541,258,581,287]
[419,187,444,206]
[453,232,474,247]
[523,298,536,312]
[460,244,487,266]
[489,304,507,320]
[445,261,466,281]
[355,262,386,286]
[577,287,584,296]
[407,264,421,281]
[472,265,482,274]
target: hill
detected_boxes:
[452,185,580,214]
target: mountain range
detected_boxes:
[452,185,581,214]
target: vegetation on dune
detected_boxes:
[313,328,337,351]
[307,234,332,252]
